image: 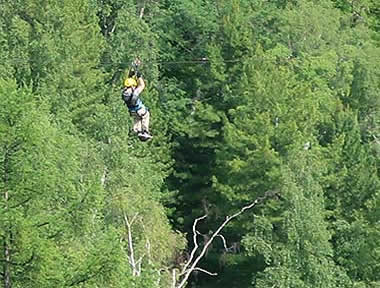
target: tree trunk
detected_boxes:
[2,151,11,288]
[3,236,11,288]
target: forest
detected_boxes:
[0,0,379,287]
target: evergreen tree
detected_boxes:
[0,0,107,135]
[322,110,380,286]
[245,150,351,288]
[0,79,110,287]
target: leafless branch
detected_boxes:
[140,221,153,265]
[10,197,32,209]
[123,212,141,276]
[217,234,228,251]
[193,267,217,276]
[101,166,108,187]
[180,214,207,274]
[145,239,152,265]
[110,23,116,34]
[172,269,177,288]
[173,191,278,288]
[139,7,145,19]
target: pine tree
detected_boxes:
[245,150,351,288]
[322,110,380,286]
[0,79,109,287]
[0,0,107,136]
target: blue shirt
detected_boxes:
[128,98,145,112]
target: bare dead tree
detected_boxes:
[122,212,148,277]
[173,191,278,288]
[139,7,145,19]
[198,231,213,258]
[3,148,12,288]
[101,166,108,187]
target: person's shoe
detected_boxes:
[137,131,152,142]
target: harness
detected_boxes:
[128,100,144,113]
[122,87,137,107]
[122,87,147,116]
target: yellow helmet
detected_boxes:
[124,77,137,87]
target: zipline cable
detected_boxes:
[2,56,246,66]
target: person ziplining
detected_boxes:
[121,59,153,142]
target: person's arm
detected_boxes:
[133,76,145,96]
[130,76,145,105]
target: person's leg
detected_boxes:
[136,108,152,141]
[141,110,150,134]
[132,112,142,133]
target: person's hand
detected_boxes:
[134,58,141,67]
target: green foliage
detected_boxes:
[247,151,351,288]
[334,217,380,284]
[0,79,108,287]
[1,0,379,287]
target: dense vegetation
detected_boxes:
[1,0,379,287]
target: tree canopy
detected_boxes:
[1,0,379,287]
